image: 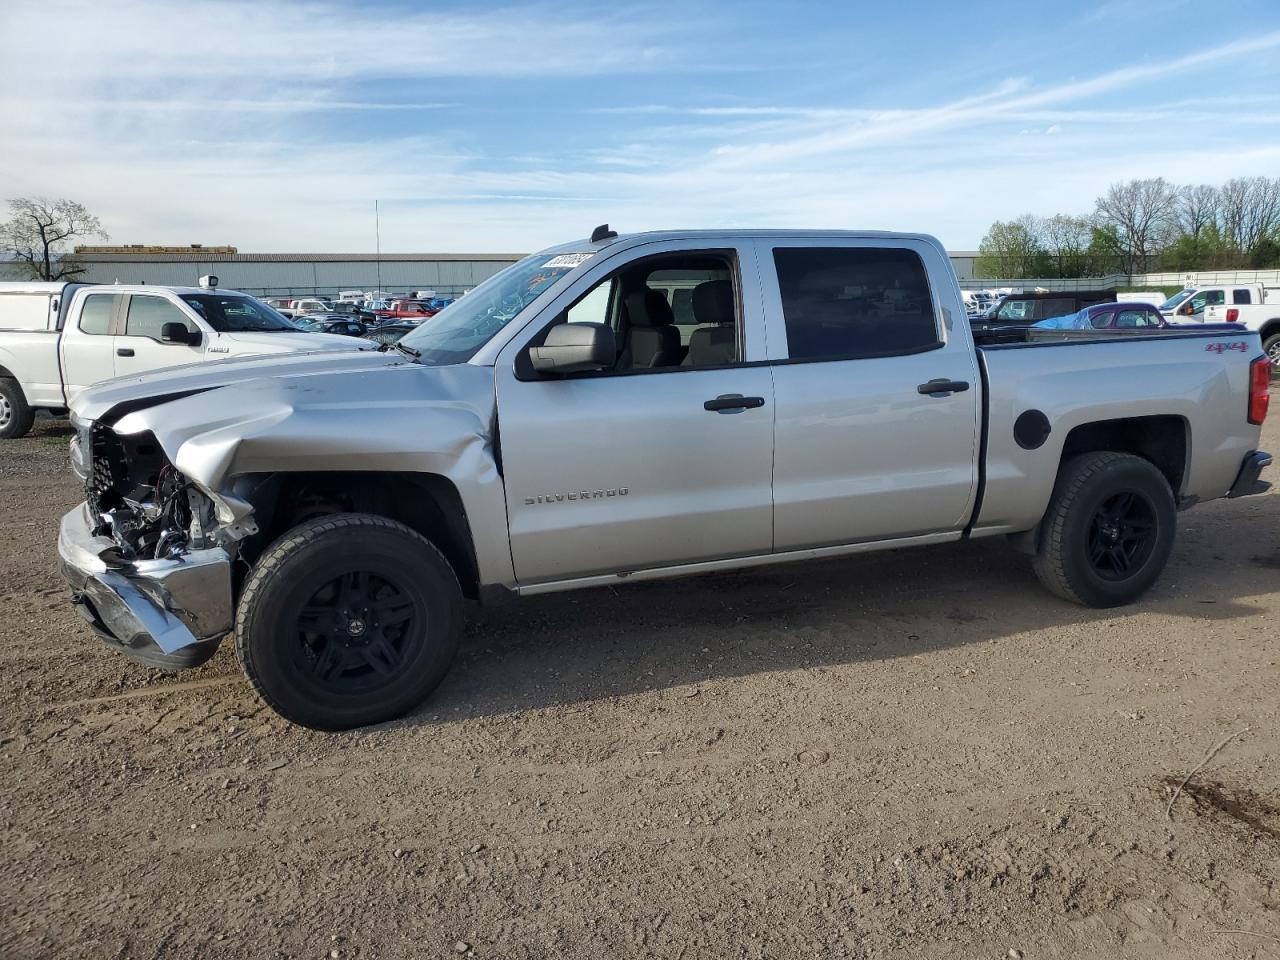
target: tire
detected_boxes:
[1263,331,1280,374]
[235,513,463,730]
[0,378,35,439]
[1032,452,1176,608]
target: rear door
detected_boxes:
[495,240,775,585]
[761,237,981,550]
[59,291,122,401]
[113,294,206,377]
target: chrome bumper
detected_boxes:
[57,504,234,665]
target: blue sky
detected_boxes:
[2,0,1279,252]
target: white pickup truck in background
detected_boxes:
[0,281,369,438]
[1159,282,1279,321]
[1199,288,1280,368]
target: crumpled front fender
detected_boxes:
[104,362,516,588]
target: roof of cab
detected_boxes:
[533,228,947,259]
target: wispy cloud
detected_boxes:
[1,1,1278,251]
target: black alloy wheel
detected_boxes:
[291,569,422,694]
[1085,490,1158,582]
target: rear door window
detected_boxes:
[772,247,939,360]
[1232,289,1252,304]
[77,294,115,335]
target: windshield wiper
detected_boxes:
[386,340,421,362]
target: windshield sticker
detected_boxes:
[543,253,594,269]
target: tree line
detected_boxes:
[976,176,1280,279]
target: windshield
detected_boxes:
[1158,289,1194,310]
[399,252,591,364]
[182,294,299,332]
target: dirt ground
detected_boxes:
[1,403,1278,960]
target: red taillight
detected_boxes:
[1249,356,1271,425]
[1226,308,1239,322]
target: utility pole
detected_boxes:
[374,200,383,295]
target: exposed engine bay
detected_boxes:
[83,423,218,564]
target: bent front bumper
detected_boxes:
[1228,450,1273,499]
[58,504,234,667]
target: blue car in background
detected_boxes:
[1034,302,1169,330]
[1032,302,1247,335]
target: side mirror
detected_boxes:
[161,322,201,346]
[529,322,615,374]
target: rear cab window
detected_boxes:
[771,246,940,360]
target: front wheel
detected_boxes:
[235,513,463,730]
[1033,452,1177,608]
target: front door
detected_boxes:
[495,244,775,585]
[113,294,206,378]
[761,239,981,549]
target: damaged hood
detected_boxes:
[78,353,500,500]
[72,348,402,422]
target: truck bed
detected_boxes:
[969,324,1264,538]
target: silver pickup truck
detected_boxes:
[57,229,1273,729]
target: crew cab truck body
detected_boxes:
[0,282,368,438]
[56,230,1273,730]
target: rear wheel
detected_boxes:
[235,513,462,730]
[1033,452,1176,608]
[0,379,35,439]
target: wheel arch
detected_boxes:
[1058,414,1189,497]
[238,471,482,600]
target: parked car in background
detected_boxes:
[371,299,437,322]
[363,322,419,345]
[290,298,334,317]
[0,281,369,438]
[978,290,1116,326]
[356,298,394,321]
[262,297,297,318]
[55,228,1271,729]
[325,302,363,316]
[1033,302,1169,330]
[1159,283,1280,322]
[298,315,369,337]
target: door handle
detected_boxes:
[917,379,969,397]
[116,348,135,357]
[704,394,766,412]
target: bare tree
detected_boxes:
[1174,183,1220,239]
[0,197,108,281]
[1093,178,1178,273]
[1218,176,1280,253]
